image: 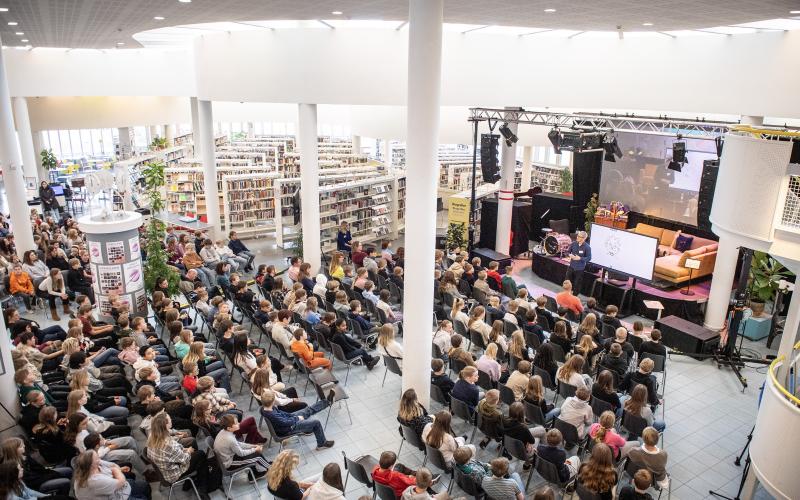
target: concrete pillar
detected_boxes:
[198,100,221,236]
[164,124,174,145]
[775,290,800,381]
[298,104,322,275]
[401,0,442,406]
[118,127,132,159]
[0,36,35,252]
[495,108,518,255]
[352,134,361,155]
[247,122,254,138]
[148,125,160,142]
[31,130,47,182]
[382,139,392,172]
[521,145,533,191]
[703,236,739,330]
[12,97,39,185]
[190,98,201,158]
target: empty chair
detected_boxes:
[498,383,516,407]
[502,435,536,490]
[398,423,427,462]
[342,451,378,497]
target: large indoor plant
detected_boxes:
[748,251,793,317]
[40,149,58,170]
[560,167,573,193]
[446,222,467,250]
[584,193,599,233]
[141,160,180,296]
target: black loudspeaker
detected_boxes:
[697,159,719,232]
[480,134,500,183]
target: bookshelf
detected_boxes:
[513,163,566,193]
[221,173,281,237]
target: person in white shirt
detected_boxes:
[558,386,593,439]
[376,289,402,323]
[362,281,379,305]
[377,324,404,369]
[73,450,150,500]
[133,347,181,392]
[432,320,454,359]
[199,239,221,268]
[213,414,269,476]
[271,310,296,357]
[312,274,328,299]
[450,298,470,328]
[215,239,247,272]
[304,463,347,500]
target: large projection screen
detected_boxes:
[599,131,717,225]
[589,223,658,281]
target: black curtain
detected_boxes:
[529,192,573,242]
[571,151,603,231]
[479,198,532,257]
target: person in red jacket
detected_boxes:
[485,261,503,288]
[372,451,439,498]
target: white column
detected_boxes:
[775,291,800,381]
[148,125,160,141]
[164,124,174,145]
[117,127,132,159]
[495,108,518,255]
[521,145,533,191]
[401,0,442,405]
[12,97,39,184]
[703,236,739,330]
[351,134,361,155]
[197,100,221,237]
[382,139,392,172]
[0,38,35,253]
[247,122,254,138]
[31,130,47,182]
[190,98,201,158]
[298,104,321,274]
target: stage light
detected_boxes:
[603,132,623,162]
[548,127,562,154]
[672,139,687,163]
[498,123,518,147]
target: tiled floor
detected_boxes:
[4,197,778,499]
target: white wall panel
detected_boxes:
[25,96,190,131]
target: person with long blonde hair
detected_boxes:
[488,320,509,352]
[397,388,432,438]
[574,333,601,370]
[508,330,530,362]
[578,312,600,338]
[328,251,345,279]
[422,410,476,464]
[523,374,559,422]
[476,343,507,383]
[556,353,592,389]
[267,449,317,498]
[451,297,469,327]
[147,413,215,497]
[66,390,129,438]
[577,443,618,498]
[377,324,403,368]
[467,306,492,344]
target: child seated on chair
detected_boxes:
[372,451,436,499]
[536,428,581,483]
[453,446,491,486]
[619,469,654,500]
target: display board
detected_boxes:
[589,223,657,281]
[599,131,716,225]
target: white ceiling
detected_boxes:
[1,0,799,49]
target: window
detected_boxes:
[80,129,93,157]
[58,130,72,158]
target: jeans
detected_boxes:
[206,360,225,372]
[92,348,121,367]
[208,367,232,392]
[236,250,255,269]
[127,478,151,500]
[97,405,130,419]
[159,376,181,393]
[346,347,372,364]
[289,400,330,447]
[545,407,561,422]
[229,255,249,270]
[195,267,216,289]
[653,419,666,432]
[40,325,67,343]
[509,472,525,494]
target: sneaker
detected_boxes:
[366,357,380,370]
[316,440,335,450]
[326,390,336,404]
[479,437,490,449]
[523,461,533,471]
[253,470,267,480]
[431,474,441,484]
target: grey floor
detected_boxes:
[6,195,778,499]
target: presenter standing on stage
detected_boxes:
[566,231,591,295]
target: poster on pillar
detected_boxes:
[448,196,470,241]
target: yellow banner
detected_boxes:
[448,196,470,240]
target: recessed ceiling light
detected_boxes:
[544,8,556,13]
[15,32,23,35]
[154,16,165,20]
[178,0,191,3]
[20,39,27,42]
[791,10,800,14]
[116,42,125,45]
[642,22,653,26]
[0,8,8,12]
[7,21,17,26]
[331,11,343,15]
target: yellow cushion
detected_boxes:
[660,229,678,247]
[655,255,691,278]
[635,224,663,240]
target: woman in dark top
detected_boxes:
[298,263,315,294]
[31,406,75,465]
[502,403,538,465]
[39,181,60,218]
[533,342,559,385]
[591,370,622,413]
[523,375,559,421]
[336,222,352,254]
[45,245,70,271]
[66,258,94,303]
[267,449,309,500]
[396,389,433,439]
[549,321,573,356]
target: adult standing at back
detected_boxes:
[39,181,61,219]
[336,222,352,256]
[565,230,591,296]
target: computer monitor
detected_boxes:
[49,184,65,196]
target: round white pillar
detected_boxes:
[382,139,392,173]
[190,97,201,158]
[521,145,533,192]
[12,97,39,184]
[31,130,47,183]
[298,103,321,275]
[198,100,221,237]
[495,108,518,255]
[0,37,35,253]
[703,236,739,330]
[351,135,361,155]
[117,127,132,159]
[401,0,442,405]
[164,124,175,145]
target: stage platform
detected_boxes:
[528,252,709,323]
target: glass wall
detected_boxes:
[40,128,120,161]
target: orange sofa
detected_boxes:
[629,223,717,284]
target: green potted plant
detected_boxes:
[748,251,793,317]
[559,167,573,193]
[584,193,598,233]
[446,222,467,251]
[40,149,58,170]
[141,160,180,296]
[150,137,168,151]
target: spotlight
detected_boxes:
[498,123,518,147]
[715,136,724,158]
[667,159,682,172]
[672,138,687,163]
[548,127,562,154]
[603,132,623,162]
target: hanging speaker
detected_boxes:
[480,134,501,183]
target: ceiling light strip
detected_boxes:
[518,29,553,37]
[395,21,408,30]
[317,20,335,29]
[567,31,586,39]
[461,25,489,34]
[233,21,275,30]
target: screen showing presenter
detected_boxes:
[566,230,591,294]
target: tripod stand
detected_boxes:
[709,425,755,500]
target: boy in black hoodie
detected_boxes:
[430,358,454,403]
